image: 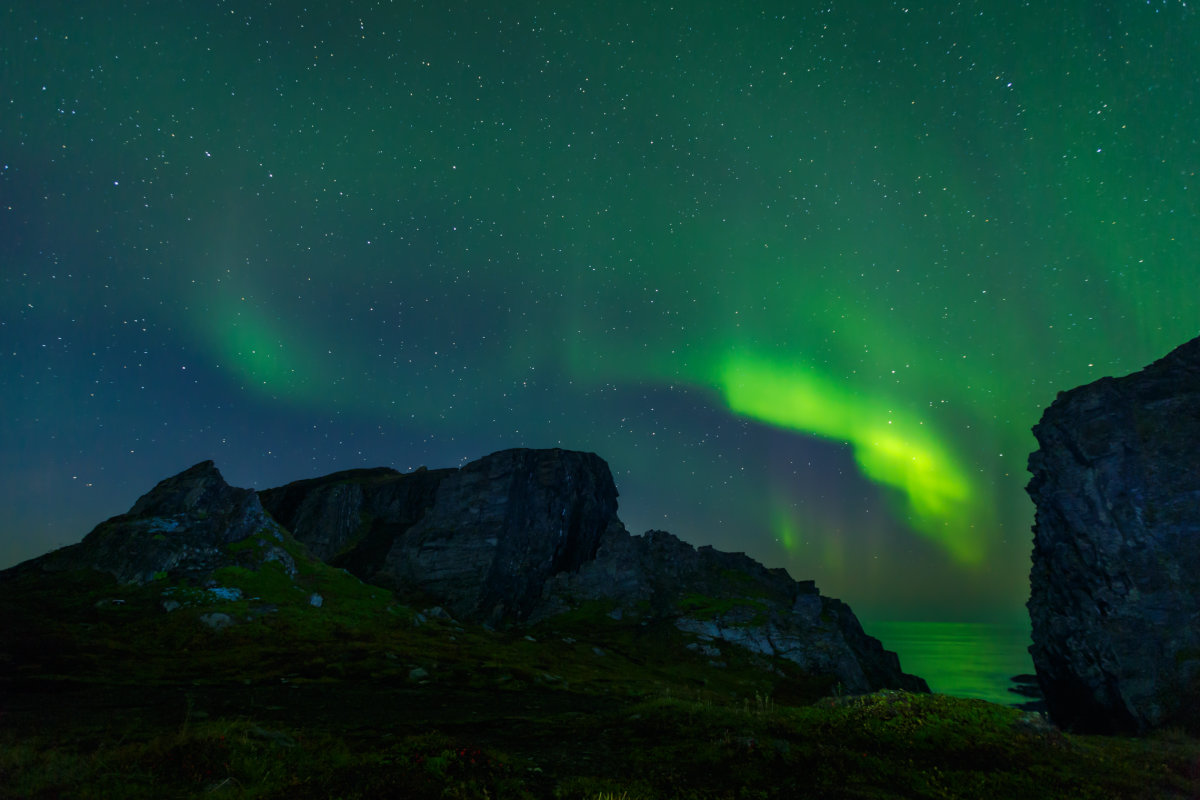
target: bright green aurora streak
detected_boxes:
[718,355,979,564]
[5,1,1199,629]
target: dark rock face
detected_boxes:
[263,447,922,694]
[262,448,620,621]
[6,447,924,696]
[25,461,283,584]
[1027,336,1200,733]
[535,528,928,694]
[259,466,454,576]
[384,448,619,621]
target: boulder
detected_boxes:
[1027,335,1200,732]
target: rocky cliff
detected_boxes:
[1027,335,1200,732]
[257,465,454,578]
[17,461,295,585]
[261,449,619,622]
[263,447,926,693]
[2,448,925,697]
[535,528,929,694]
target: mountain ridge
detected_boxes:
[3,447,925,694]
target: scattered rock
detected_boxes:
[308,593,323,607]
[161,585,245,608]
[1027,335,1200,733]
[260,545,298,578]
[199,612,233,630]
[408,666,430,681]
[247,725,296,748]
[1008,673,1043,699]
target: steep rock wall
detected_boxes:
[1027,335,1200,732]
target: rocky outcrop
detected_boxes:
[535,528,928,694]
[263,447,924,693]
[262,448,620,622]
[3,447,926,696]
[1027,335,1200,733]
[19,461,290,585]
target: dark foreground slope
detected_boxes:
[2,561,1199,800]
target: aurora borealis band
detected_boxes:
[3,1,1198,622]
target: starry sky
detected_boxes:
[3,1,1197,623]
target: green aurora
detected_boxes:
[3,1,1198,630]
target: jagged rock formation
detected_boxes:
[535,528,928,694]
[1,447,926,696]
[264,448,925,693]
[261,449,619,622]
[1027,335,1200,733]
[16,461,293,585]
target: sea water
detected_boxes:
[866,621,1035,707]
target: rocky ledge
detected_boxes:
[536,527,928,694]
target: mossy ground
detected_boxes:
[2,567,1198,799]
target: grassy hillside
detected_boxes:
[2,555,1198,799]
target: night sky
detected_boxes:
[4,1,1197,623]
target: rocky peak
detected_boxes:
[1027,335,1200,732]
[29,460,279,585]
[129,460,263,540]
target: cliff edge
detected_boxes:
[1027,335,1200,732]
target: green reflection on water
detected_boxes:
[867,621,1035,706]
